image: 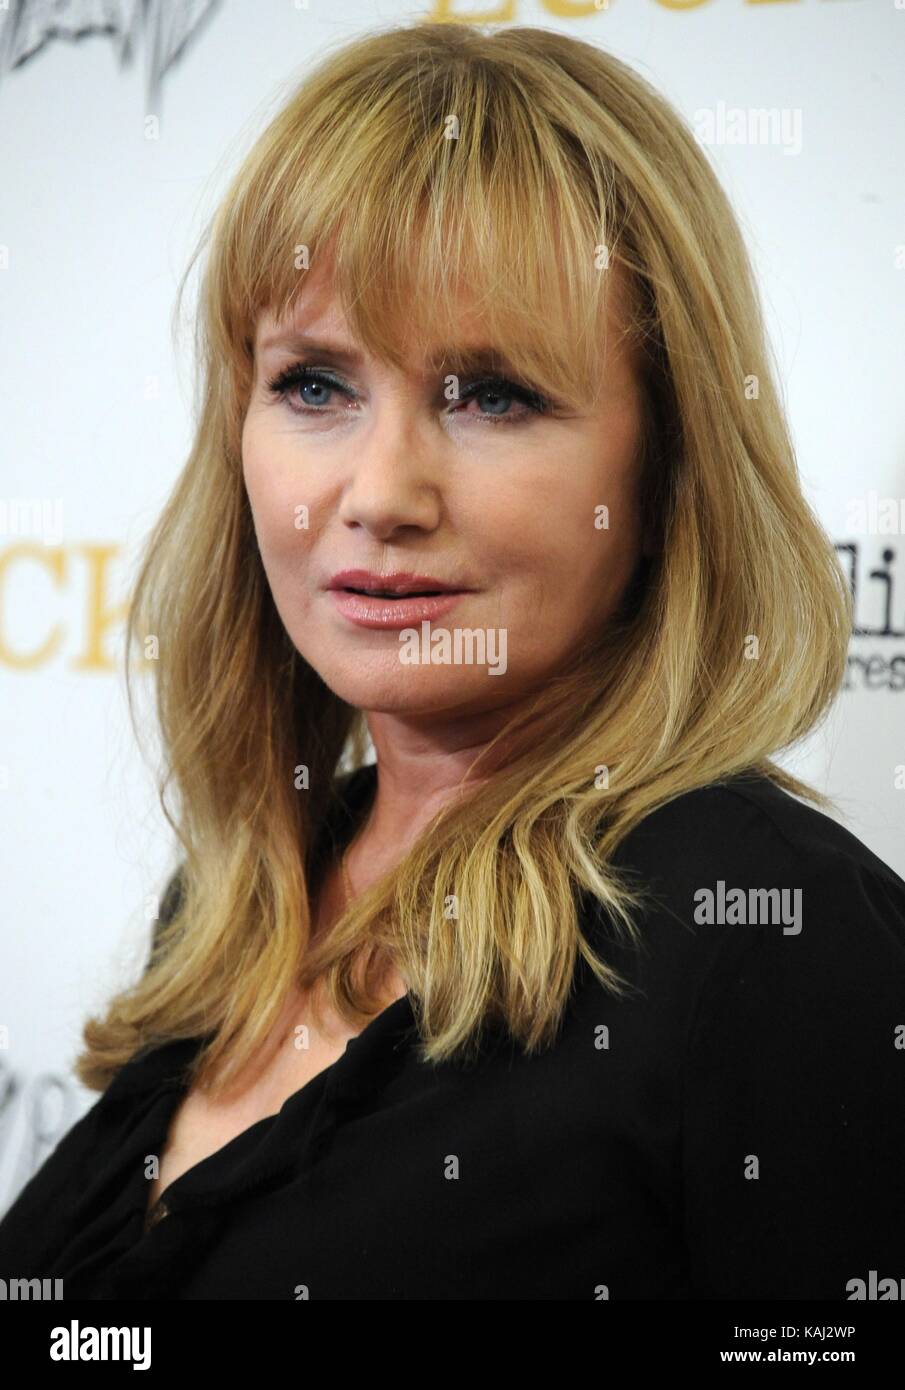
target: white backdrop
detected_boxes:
[1,0,903,1212]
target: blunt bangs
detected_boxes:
[207,35,641,416]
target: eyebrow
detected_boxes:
[255,331,363,366]
[255,331,522,379]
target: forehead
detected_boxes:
[246,220,645,418]
[254,265,492,360]
[252,260,636,385]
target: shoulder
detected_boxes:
[650,779,905,1296]
[579,771,905,1061]
[613,769,900,875]
[605,772,905,1089]
[609,770,905,933]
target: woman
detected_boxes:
[1,21,903,1301]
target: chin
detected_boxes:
[311,659,513,716]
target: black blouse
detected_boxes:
[1,765,904,1300]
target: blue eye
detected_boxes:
[457,376,549,423]
[264,363,551,425]
[295,377,333,407]
[265,365,349,412]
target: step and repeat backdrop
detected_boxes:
[1,0,903,1211]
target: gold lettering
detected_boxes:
[425,0,515,21]
[71,544,127,671]
[0,544,65,668]
[543,0,604,15]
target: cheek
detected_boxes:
[486,454,628,584]
[242,416,318,562]
[562,418,644,573]
[241,414,275,521]
[501,436,641,620]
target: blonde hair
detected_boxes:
[76,21,852,1096]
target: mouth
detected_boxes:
[339,586,450,599]
[325,574,474,630]
[326,570,472,598]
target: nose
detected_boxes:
[337,398,443,540]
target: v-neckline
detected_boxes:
[130,760,394,1228]
[141,985,415,1227]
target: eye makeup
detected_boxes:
[263,359,553,427]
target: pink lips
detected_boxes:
[328,590,467,628]
[325,569,474,630]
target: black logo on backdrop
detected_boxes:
[835,542,905,692]
[0,0,222,109]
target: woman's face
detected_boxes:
[241,265,647,720]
